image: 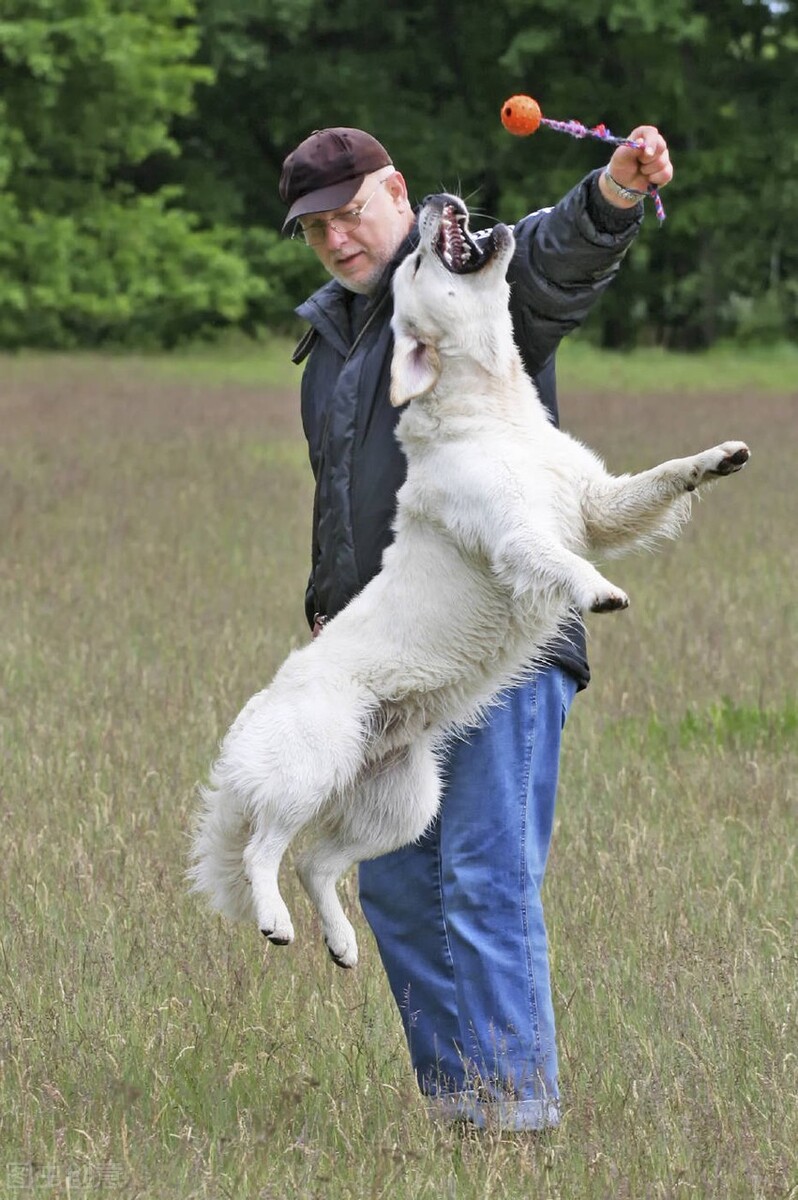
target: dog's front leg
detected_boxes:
[491,528,629,614]
[581,441,750,553]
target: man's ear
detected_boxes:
[385,170,410,213]
[390,334,440,407]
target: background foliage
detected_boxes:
[1,0,796,348]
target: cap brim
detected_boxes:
[282,176,365,232]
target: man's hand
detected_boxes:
[599,126,674,208]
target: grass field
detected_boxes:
[1,347,796,1199]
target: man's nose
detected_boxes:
[323,223,348,250]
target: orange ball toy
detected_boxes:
[501,95,542,136]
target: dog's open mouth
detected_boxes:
[436,203,482,273]
[430,197,503,275]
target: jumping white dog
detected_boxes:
[189,194,749,968]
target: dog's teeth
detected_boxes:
[437,212,470,270]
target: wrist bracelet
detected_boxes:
[602,165,647,204]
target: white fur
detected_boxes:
[189,196,749,968]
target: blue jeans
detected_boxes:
[359,666,578,1130]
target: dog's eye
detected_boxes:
[413,257,421,276]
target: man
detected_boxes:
[279,125,672,1130]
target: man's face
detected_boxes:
[298,170,413,295]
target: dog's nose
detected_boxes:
[421,193,467,219]
[420,193,449,211]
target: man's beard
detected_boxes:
[330,256,388,296]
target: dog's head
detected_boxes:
[390,194,516,407]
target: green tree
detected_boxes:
[176,0,798,348]
[2,0,795,348]
[0,0,265,347]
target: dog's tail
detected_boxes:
[187,772,257,923]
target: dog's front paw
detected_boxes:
[711,442,750,476]
[687,441,750,489]
[589,588,630,614]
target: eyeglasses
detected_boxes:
[292,176,391,246]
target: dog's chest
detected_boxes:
[397,426,572,536]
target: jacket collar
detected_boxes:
[295,279,352,358]
[294,219,421,353]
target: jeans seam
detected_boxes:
[520,677,542,1061]
[434,809,463,1087]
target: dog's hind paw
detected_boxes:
[259,911,295,947]
[262,928,293,946]
[324,929,359,970]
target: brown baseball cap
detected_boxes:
[280,127,393,231]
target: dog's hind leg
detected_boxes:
[241,700,376,947]
[198,659,379,944]
[296,740,442,968]
[243,822,299,946]
[295,837,363,968]
[581,441,750,554]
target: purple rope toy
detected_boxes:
[543,117,666,221]
[502,96,666,222]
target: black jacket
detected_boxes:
[293,170,643,690]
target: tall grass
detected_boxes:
[1,354,795,1198]
[9,335,795,394]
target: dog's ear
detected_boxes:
[390,335,440,407]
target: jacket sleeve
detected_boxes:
[508,168,643,376]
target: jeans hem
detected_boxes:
[427,1092,560,1132]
